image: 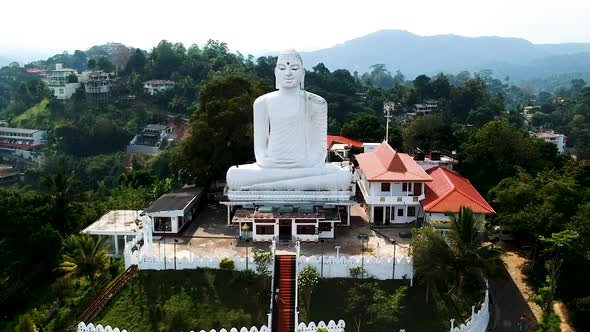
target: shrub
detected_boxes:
[253,249,272,276]
[219,257,235,271]
[317,328,329,332]
[349,266,366,279]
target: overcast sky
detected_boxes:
[2,0,589,56]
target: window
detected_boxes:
[318,223,332,232]
[381,183,390,192]
[402,183,412,191]
[256,225,274,235]
[258,225,274,234]
[154,217,172,232]
[397,209,404,217]
[297,225,316,235]
[408,207,416,217]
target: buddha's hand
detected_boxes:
[257,156,302,168]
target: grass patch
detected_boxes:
[95,271,481,332]
[11,99,52,129]
[300,278,478,332]
[95,269,271,332]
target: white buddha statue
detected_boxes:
[226,49,351,191]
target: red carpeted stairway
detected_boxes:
[276,255,296,332]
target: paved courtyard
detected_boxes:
[150,204,412,260]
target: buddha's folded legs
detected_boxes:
[227,163,352,191]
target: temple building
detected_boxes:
[421,166,495,227]
[355,142,494,227]
[355,141,432,225]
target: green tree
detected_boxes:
[345,282,407,332]
[42,168,78,234]
[253,250,272,276]
[298,266,319,315]
[448,206,489,295]
[459,120,557,194]
[403,114,456,152]
[124,49,147,74]
[410,227,454,303]
[368,64,394,88]
[66,73,78,83]
[57,235,111,286]
[340,113,385,143]
[97,56,114,72]
[117,170,155,189]
[173,75,259,183]
[534,230,580,319]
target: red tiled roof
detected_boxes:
[356,142,432,182]
[327,135,363,149]
[421,167,495,215]
[0,143,45,151]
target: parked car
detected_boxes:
[488,226,514,242]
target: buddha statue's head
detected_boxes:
[275,49,304,90]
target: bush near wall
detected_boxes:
[220,258,235,271]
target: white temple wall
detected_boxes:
[126,245,413,281]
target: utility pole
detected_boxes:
[384,101,394,142]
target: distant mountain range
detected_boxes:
[299,30,590,82]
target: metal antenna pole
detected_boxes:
[384,102,394,143]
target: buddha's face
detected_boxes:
[275,56,304,89]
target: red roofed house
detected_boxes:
[355,142,432,225]
[421,166,495,225]
[327,135,363,162]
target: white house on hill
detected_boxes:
[143,80,175,95]
[355,142,432,225]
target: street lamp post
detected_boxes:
[335,245,341,259]
[189,242,192,264]
[246,239,250,270]
[358,233,368,279]
[391,239,397,279]
[174,239,179,270]
[320,239,324,278]
[163,238,166,270]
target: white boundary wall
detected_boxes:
[450,280,490,332]
[298,255,413,281]
[78,322,127,332]
[126,250,413,281]
[79,320,345,332]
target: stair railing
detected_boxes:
[295,240,300,329]
[268,240,277,330]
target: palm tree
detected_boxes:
[448,206,486,295]
[57,235,111,286]
[411,227,454,303]
[42,168,78,234]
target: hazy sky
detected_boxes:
[2,0,589,56]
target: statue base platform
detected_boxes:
[226,190,352,203]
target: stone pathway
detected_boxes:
[490,251,540,331]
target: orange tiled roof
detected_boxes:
[355,142,432,182]
[421,167,495,215]
[327,135,363,149]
